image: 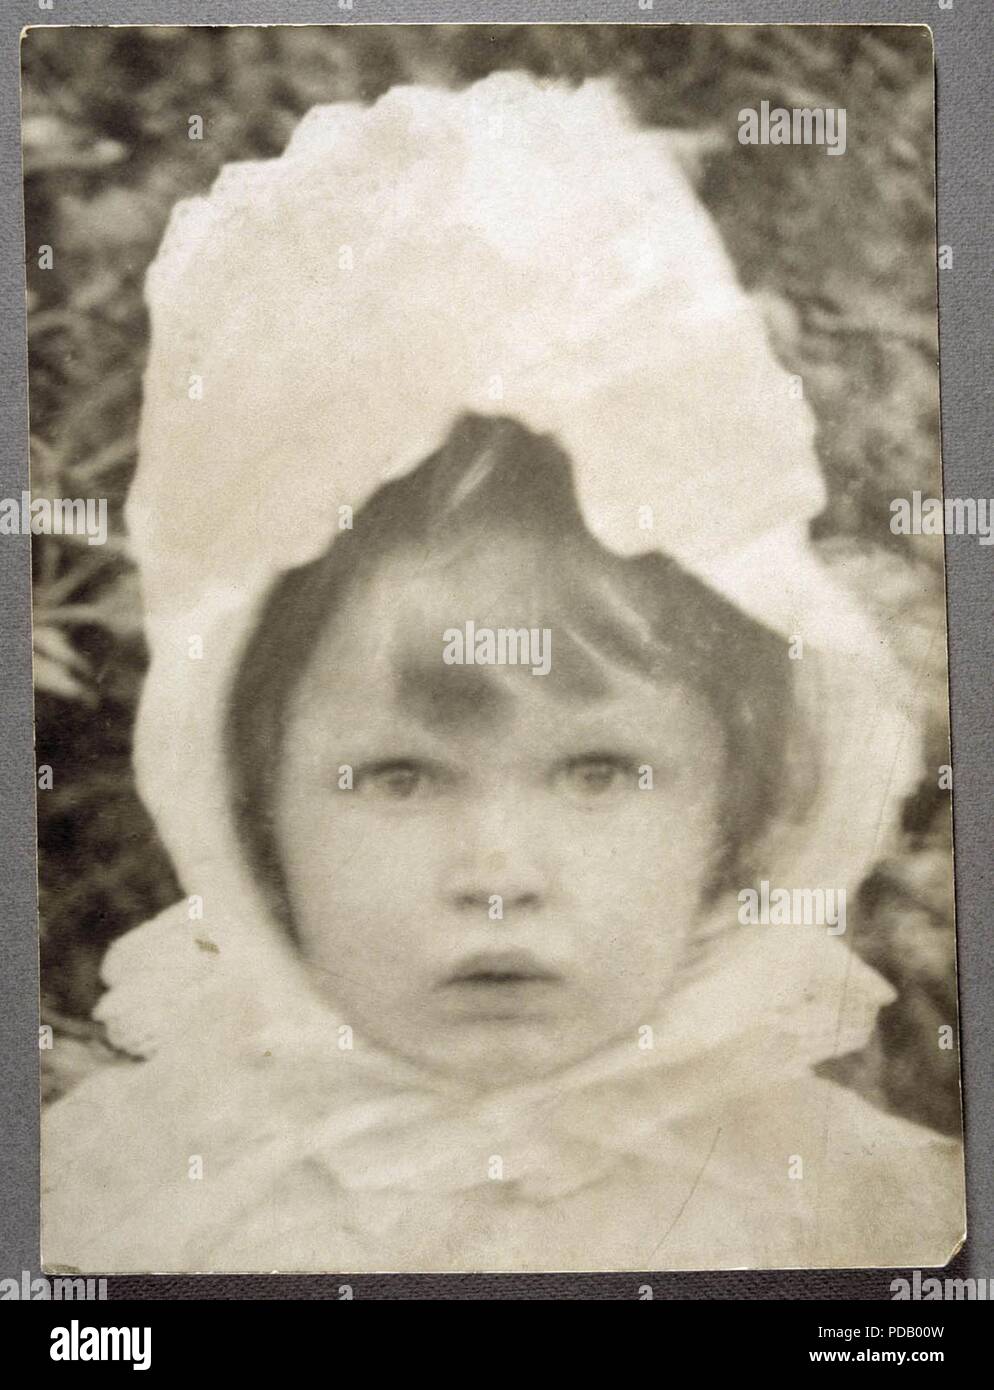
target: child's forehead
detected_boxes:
[303,551,595,695]
[290,556,715,746]
[294,646,707,750]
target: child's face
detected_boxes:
[274,547,724,1088]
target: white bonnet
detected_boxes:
[131,74,829,620]
[113,73,928,1062]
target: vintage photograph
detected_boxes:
[24,23,964,1273]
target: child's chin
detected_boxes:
[417,1022,598,1090]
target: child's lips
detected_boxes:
[442,949,563,988]
[439,950,564,1017]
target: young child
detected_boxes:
[42,74,963,1273]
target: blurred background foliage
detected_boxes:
[22,24,958,1130]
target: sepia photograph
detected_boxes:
[21,21,966,1276]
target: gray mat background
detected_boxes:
[1,0,991,1301]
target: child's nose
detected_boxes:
[443,799,550,915]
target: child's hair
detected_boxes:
[226,414,810,934]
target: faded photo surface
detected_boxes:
[26,24,965,1273]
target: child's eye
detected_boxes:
[353,760,444,802]
[554,755,635,803]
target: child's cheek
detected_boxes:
[301,800,438,903]
[564,787,714,878]
[280,809,444,1008]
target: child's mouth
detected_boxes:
[444,949,562,987]
[441,950,563,1017]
